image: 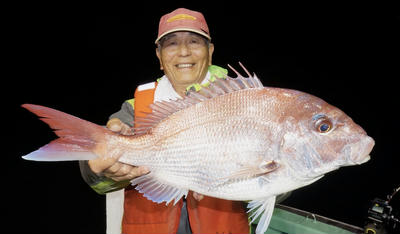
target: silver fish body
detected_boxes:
[22,72,374,234]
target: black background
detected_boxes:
[4,2,399,233]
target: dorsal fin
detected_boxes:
[133,64,264,136]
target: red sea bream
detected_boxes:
[22,68,374,234]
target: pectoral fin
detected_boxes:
[223,160,279,180]
[248,196,276,234]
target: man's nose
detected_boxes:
[177,43,191,56]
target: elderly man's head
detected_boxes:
[155,8,214,95]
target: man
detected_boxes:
[80,8,250,234]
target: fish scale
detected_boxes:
[21,70,374,234]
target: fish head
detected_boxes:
[279,90,375,178]
[307,107,374,166]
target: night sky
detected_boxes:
[5,3,399,233]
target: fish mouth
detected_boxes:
[350,136,375,165]
[356,155,371,164]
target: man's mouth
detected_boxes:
[176,63,195,68]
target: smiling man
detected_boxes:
[156,31,214,96]
[79,8,249,234]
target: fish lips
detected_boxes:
[349,135,375,165]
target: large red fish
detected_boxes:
[22,69,374,234]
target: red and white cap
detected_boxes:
[155,8,211,44]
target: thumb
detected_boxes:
[107,118,123,132]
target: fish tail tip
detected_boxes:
[21,103,41,112]
[22,154,35,161]
[21,103,33,108]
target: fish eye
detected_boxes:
[315,118,332,133]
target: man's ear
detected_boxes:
[208,43,214,65]
[155,48,163,70]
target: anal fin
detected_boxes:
[248,196,276,234]
[131,173,188,205]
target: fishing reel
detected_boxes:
[364,186,399,234]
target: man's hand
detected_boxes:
[193,192,204,201]
[88,118,149,181]
[106,118,134,135]
[89,118,204,200]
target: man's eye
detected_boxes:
[164,40,178,47]
[167,41,177,46]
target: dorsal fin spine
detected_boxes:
[215,78,233,92]
[208,82,226,95]
[149,103,172,116]
[188,92,208,101]
[228,79,241,90]
[239,77,251,88]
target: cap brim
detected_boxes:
[155,28,211,44]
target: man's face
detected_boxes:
[156,31,214,93]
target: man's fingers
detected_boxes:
[193,192,204,201]
[107,118,134,135]
[89,156,120,174]
[106,163,132,177]
[128,166,150,178]
[108,166,150,181]
[120,126,134,135]
[105,162,123,175]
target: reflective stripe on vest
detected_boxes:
[133,81,157,128]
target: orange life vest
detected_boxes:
[121,82,249,234]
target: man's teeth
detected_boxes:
[176,64,194,68]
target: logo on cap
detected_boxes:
[167,14,197,23]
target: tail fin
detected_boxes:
[22,104,110,161]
